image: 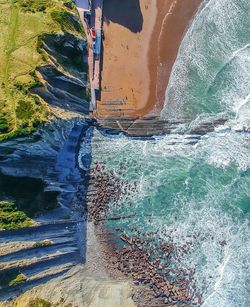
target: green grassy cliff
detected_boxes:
[0,0,85,142]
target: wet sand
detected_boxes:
[149,0,202,113]
[97,0,202,117]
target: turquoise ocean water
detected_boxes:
[80,0,250,305]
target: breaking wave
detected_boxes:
[84,127,250,306]
[161,0,250,125]
[79,0,250,305]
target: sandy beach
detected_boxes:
[150,0,202,112]
[97,0,202,117]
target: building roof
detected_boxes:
[75,0,89,11]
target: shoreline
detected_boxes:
[97,0,156,117]
[96,0,202,118]
[147,0,202,115]
[86,160,203,306]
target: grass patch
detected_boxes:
[0,0,85,142]
[9,273,27,286]
[29,298,52,307]
[0,201,33,230]
[33,240,52,248]
[0,269,27,288]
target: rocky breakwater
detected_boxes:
[85,160,203,306]
[0,118,93,301]
[115,233,202,307]
[87,161,138,223]
[96,115,229,140]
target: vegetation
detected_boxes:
[0,201,33,230]
[0,117,10,133]
[51,9,82,33]
[0,127,36,143]
[28,297,72,307]
[33,240,52,248]
[9,273,27,286]
[0,269,27,288]
[0,0,85,142]
[0,174,59,231]
[19,0,52,13]
[29,298,52,307]
[0,174,59,219]
[16,100,35,121]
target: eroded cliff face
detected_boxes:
[0,0,91,142]
[0,118,93,301]
[0,118,136,307]
[32,33,90,115]
[0,1,95,300]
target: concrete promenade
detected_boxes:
[76,0,103,111]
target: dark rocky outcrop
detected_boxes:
[188,118,228,135]
[31,33,90,114]
[95,115,229,140]
[32,65,89,114]
[95,116,187,138]
[41,33,88,81]
[0,118,94,300]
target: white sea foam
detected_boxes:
[83,127,250,306]
[78,2,250,302]
[197,131,250,170]
[88,127,250,174]
[157,203,250,307]
[161,0,250,122]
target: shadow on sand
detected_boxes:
[103,0,143,33]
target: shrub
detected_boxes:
[33,96,41,106]
[51,9,82,33]
[32,118,41,128]
[0,127,36,142]
[51,9,69,32]
[19,0,51,13]
[20,122,29,129]
[14,81,25,91]
[0,269,27,287]
[63,1,74,10]
[0,117,9,133]
[29,298,52,307]
[29,71,42,87]
[16,100,35,121]
[33,240,52,248]
[14,77,41,93]
[0,201,33,230]
[36,35,45,53]
[0,269,19,287]
[9,273,27,286]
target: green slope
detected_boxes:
[0,0,84,141]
